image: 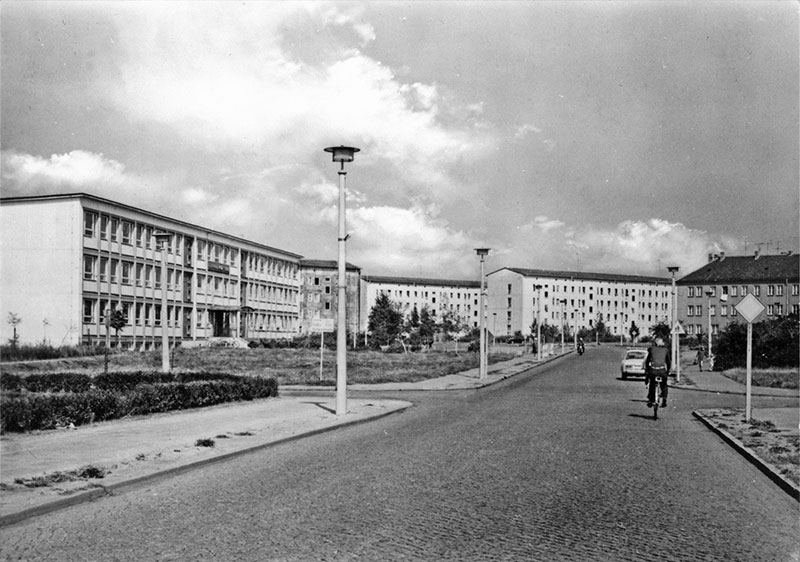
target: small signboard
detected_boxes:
[671,321,685,335]
[735,293,765,323]
[310,318,335,333]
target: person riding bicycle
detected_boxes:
[645,337,670,408]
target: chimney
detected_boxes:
[719,251,725,261]
[708,253,714,262]
[754,250,760,260]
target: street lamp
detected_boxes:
[154,232,172,373]
[559,299,567,354]
[492,312,497,350]
[667,266,680,374]
[705,288,714,364]
[324,145,360,416]
[475,248,490,380]
[534,284,543,361]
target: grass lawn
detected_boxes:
[721,367,798,390]
[2,347,519,386]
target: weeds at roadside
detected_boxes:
[13,465,107,488]
[195,438,215,447]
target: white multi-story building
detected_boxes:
[0,193,302,349]
[487,268,672,339]
[298,259,362,336]
[360,276,481,333]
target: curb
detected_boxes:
[0,403,411,528]
[692,410,799,502]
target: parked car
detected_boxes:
[620,348,648,379]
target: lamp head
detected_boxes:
[475,248,490,257]
[667,266,680,273]
[324,145,360,163]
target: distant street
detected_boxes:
[2,347,797,561]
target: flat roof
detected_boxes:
[495,267,670,285]
[1,192,304,259]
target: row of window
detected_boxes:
[687,303,797,317]
[687,284,799,298]
[529,283,668,299]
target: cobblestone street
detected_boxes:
[1,347,797,561]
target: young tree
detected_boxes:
[436,309,462,342]
[629,321,640,342]
[367,293,403,348]
[7,312,21,348]
[109,309,127,346]
[418,306,436,347]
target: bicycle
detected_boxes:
[649,374,665,420]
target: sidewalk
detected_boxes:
[1,350,796,526]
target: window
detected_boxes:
[110,259,118,283]
[741,285,748,295]
[135,303,143,325]
[720,305,728,316]
[197,240,206,260]
[83,255,96,280]
[325,302,331,311]
[314,277,320,286]
[83,299,95,323]
[754,286,760,296]
[154,306,162,326]
[136,225,145,247]
[767,305,775,316]
[84,211,97,237]
[709,305,716,317]
[688,287,694,297]
[695,286,702,297]
[155,267,162,289]
[145,226,153,249]
[100,216,109,240]
[777,285,784,296]
[145,265,153,288]
[507,284,512,294]
[731,286,738,297]
[722,286,729,298]
[793,285,799,296]
[122,222,132,245]
[136,263,144,286]
[687,306,694,317]
[121,262,132,285]
[325,286,331,294]
[109,218,119,242]
[793,304,799,316]
[768,285,775,296]
[99,257,108,282]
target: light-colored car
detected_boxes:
[620,349,648,379]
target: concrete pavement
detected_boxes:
[1,348,796,526]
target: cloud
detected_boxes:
[532,216,565,232]
[1,150,129,194]
[102,2,494,198]
[514,123,543,139]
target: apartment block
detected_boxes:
[0,193,302,348]
[487,268,672,339]
[298,259,361,335]
[676,252,799,337]
[360,276,481,333]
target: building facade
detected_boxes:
[360,276,481,333]
[676,252,799,338]
[1,193,302,349]
[487,268,672,339]
[298,259,361,336]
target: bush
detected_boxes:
[0,344,106,362]
[714,316,799,371]
[0,375,278,433]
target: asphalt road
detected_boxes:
[1,347,797,561]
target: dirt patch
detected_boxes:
[697,408,799,487]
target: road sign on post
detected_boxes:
[311,319,336,381]
[735,294,766,421]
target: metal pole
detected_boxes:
[337,165,348,415]
[560,300,565,355]
[745,322,753,421]
[479,254,487,380]
[319,331,324,381]
[104,308,110,375]
[537,288,542,361]
[707,294,713,361]
[160,240,169,373]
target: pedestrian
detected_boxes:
[696,347,705,371]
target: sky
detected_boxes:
[2,1,797,280]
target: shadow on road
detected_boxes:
[628,413,658,421]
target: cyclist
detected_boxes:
[645,337,670,408]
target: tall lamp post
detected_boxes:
[706,288,714,364]
[667,266,680,373]
[475,248,490,380]
[534,284,543,361]
[154,232,172,373]
[324,145,360,416]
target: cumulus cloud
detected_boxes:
[1,150,129,194]
[514,123,542,139]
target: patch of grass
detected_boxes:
[215,434,230,439]
[13,465,107,488]
[235,431,253,436]
[195,438,215,447]
[722,368,798,389]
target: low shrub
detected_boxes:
[1,344,106,362]
[0,376,278,433]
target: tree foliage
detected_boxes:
[714,315,799,370]
[367,294,404,348]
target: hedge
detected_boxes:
[0,375,278,433]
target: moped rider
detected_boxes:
[645,337,670,407]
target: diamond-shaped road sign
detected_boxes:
[735,293,766,323]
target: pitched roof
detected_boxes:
[362,275,480,288]
[494,267,670,285]
[677,254,799,285]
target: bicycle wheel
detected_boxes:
[653,401,658,420]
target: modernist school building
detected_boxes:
[1,193,302,349]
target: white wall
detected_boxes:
[1,200,82,345]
